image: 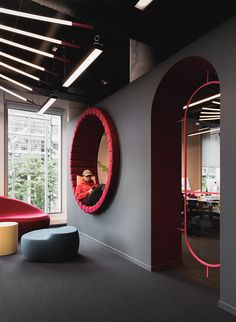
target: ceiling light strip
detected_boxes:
[202,107,220,111]
[0,24,80,49]
[134,0,154,10]
[188,128,220,137]
[0,61,39,81]
[0,38,69,63]
[182,93,221,109]
[0,74,32,91]
[0,37,53,57]
[198,127,210,131]
[199,115,220,118]
[37,97,56,115]
[63,48,103,88]
[0,85,27,101]
[0,51,57,75]
[0,7,94,30]
[212,100,220,105]
[199,118,220,121]
[201,111,221,114]
[0,51,45,71]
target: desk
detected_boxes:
[186,198,220,231]
[187,198,220,213]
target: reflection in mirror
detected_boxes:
[182,81,220,282]
[97,132,109,185]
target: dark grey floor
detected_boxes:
[180,229,220,289]
[0,234,233,322]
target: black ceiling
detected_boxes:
[0,0,236,108]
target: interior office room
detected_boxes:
[1,1,236,321]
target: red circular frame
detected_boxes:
[70,107,120,213]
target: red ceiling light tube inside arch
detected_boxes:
[70,107,120,214]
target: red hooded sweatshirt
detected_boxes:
[75,179,98,201]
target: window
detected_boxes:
[8,108,61,213]
[201,130,220,192]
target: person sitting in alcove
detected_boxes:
[75,169,105,206]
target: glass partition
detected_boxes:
[183,81,220,276]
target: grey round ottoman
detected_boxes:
[21,226,79,262]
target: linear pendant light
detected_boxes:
[199,118,220,121]
[0,85,27,101]
[63,47,103,88]
[37,97,57,115]
[0,61,40,81]
[0,38,69,63]
[0,24,80,49]
[0,73,33,91]
[0,7,94,30]
[0,51,57,75]
[198,127,210,131]
[135,0,154,10]
[182,93,221,109]
[0,51,45,71]
[202,107,220,111]
[200,111,221,115]
[0,37,53,58]
[212,100,220,105]
[188,128,220,137]
[199,114,220,118]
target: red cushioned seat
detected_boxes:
[0,196,50,237]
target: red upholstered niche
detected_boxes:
[70,107,120,213]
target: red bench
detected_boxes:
[0,196,50,237]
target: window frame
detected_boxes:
[5,100,63,215]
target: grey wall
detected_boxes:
[130,38,158,82]
[67,15,236,314]
[67,77,155,269]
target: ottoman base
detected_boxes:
[21,226,79,262]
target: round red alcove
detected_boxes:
[70,107,120,214]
